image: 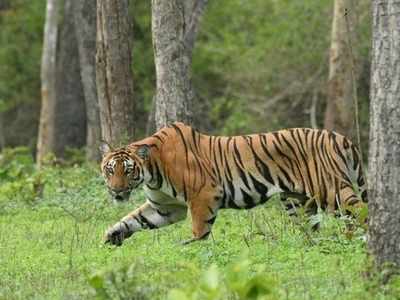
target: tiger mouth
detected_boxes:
[114,194,126,201]
[109,189,132,202]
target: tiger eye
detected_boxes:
[106,166,114,175]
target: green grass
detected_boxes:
[0,157,399,299]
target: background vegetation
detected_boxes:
[0,0,371,148]
[2,1,396,299]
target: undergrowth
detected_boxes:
[0,148,399,299]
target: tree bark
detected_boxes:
[152,0,193,130]
[152,0,207,131]
[53,0,87,158]
[146,96,157,135]
[73,0,102,161]
[324,0,356,139]
[368,0,400,274]
[96,0,135,145]
[37,0,59,165]
[148,0,207,132]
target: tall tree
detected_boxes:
[73,0,102,161]
[152,0,207,130]
[324,0,356,138]
[38,0,88,163]
[53,0,87,158]
[96,0,135,145]
[368,0,400,274]
[37,0,59,165]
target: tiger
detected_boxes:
[100,122,367,246]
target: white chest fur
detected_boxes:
[143,185,185,207]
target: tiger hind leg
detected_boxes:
[280,192,316,217]
[184,192,220,244]
[337,184,366,216]
[280,192,322,230]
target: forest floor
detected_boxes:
[0,150,399,299]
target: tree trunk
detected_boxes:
[96,0,135,146]
[73,0,102,161]
[183,0,208,56]
[152,0,207,131]
[152,0,193,130]
[324,0,356,139]
[146,96,157,135]
[37,0,59,165]
[368,0,400,274]
[0,113,4,150]
[53,0,87,158]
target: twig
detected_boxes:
[310,88,319,128]
[242,234,251,248]
[184,0,209,55]
[344,7,363,163]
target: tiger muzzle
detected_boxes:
[109,188,132,202]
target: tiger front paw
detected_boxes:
[104,223,132,246]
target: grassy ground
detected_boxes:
[0,151,399,299]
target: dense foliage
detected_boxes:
[0,1,44,147]
[0,1,370,148]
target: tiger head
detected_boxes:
[100,143,151,203]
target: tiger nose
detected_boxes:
[111,187,125,195]
[113,188,125,194]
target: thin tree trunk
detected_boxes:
[96,0,135,145]
[37,0,59,165]
[53,0,87,158]
[73,0,102,161]
[184,0,208,57]
[146,96,157,135]
[324,0,356,138]
[0,113,4,150]
[368,0,400,275]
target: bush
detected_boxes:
[88,262,154,300]
[168,256,279,300]
[0,147,43,210]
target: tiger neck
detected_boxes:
[143,154,164,190]
[131,136,165,191]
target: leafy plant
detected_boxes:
[0,147,44,209]
[0,147,35,181]
[89,262,153,300]
[168,256,278,300]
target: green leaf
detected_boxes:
[202,264,219,290]
[88,275,105,290]
[168,289,190,300]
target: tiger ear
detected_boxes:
[136,145,151,161]
[99,141,113,156]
